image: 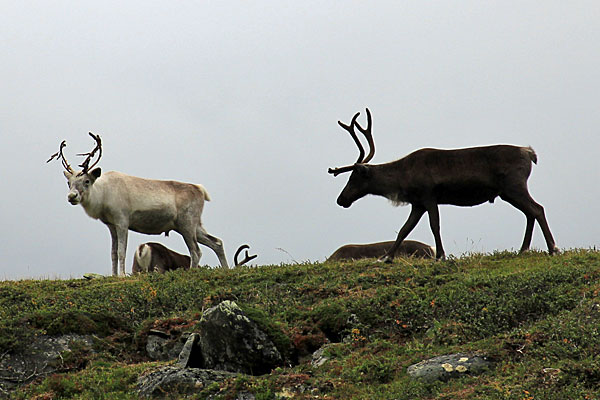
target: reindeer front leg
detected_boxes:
[116,225,128,276]
[381,205,425,263]
[108,225,119,276]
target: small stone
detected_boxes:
[311,346,331,367]
[82,273,104,280]
[177,333,199,368]
[407,352,492,382]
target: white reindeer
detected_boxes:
[48,133,228,276]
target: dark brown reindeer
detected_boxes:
[132,243,257,274]
[328,108,558,261]
[328,240,434,261]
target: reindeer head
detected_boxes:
[47,132,102,205]
[328,108,375,208]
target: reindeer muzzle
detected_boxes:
[68,192,80,205]
[337,196,352,208]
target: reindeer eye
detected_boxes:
[85,179,91,185]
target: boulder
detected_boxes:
[194,300,283,375]
[0,334,94,393]
[137,301,288,398]
[407,353,492,382]
[146,329,189,361]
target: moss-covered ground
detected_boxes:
[2,249,599,399]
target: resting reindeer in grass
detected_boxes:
[132,243,257,274]
[328,108,558,261]
[328,240,434,261]
[48,133,228,276]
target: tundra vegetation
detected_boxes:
[2,249,600,399]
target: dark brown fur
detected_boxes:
[335,145,558,260]
[328,240,434,261]
[132,242,191,274]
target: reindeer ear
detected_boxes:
[90,168,102,180]
[354,163,371,178]
[63,170,73,180]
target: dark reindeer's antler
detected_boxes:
[77,132,102,174]
[234,244,258,266]
[353,108,374,163]
[328,108,375,176]
[47,140,74,174]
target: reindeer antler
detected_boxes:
[234,244,258,266]
[47,140,74,174]
[77,132,102,174]
[354,108,374,163]
[328,108,375,176]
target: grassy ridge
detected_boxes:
[2,250,600,399]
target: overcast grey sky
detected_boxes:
[2,1,599,280]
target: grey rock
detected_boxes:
[146,330,189,361]
[407,353,492,382]
[137,366,237,398]
[234,392,256,400]
[82,273,105,280]
[177,333,200,368]
[311,344,333,367]
[195,300,283,375]
[0,334,94,395]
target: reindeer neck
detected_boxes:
[368,160,408,202]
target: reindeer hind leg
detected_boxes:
[425,204,445,260]
[197,226,229,268]
[501,186,558,255]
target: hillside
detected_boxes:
[1,250,599,399]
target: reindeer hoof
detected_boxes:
[378,255,393,264]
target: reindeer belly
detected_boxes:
[129,209,176,234]
[434,183,499,206]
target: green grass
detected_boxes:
[3,249,600,399]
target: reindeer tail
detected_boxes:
[195,184,211,202]
[525,146,538,164]
[135,244,152,273]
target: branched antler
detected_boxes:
[328,108,375,176]
[77,132,102,174]
[46,140,74,173]
[234,244,257,266]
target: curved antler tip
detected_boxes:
[234,244,257,266]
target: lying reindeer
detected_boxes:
[132,243,257,273]
[328,240,434,261]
